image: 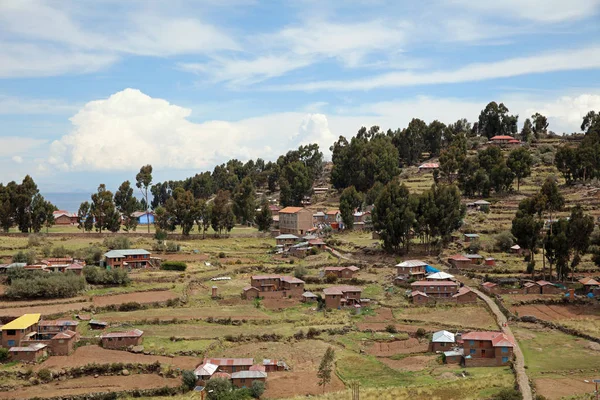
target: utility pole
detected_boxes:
[351,380,360,400]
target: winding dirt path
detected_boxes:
[471,287,533,400]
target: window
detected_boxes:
[7,340,15,347]
[470,349,475,355]
[6,330,15,336]
[502,357,509,363]
[440,343,445,347]
[469,340,475,346]
[501,347,508,353]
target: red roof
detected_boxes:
[204,358,254,366]
[211,372,232,379]
[462,331,514,347]
[411,290,428,297]
[279,207,304,214]
[535,280,554,287]
[411,280,458,287]
[452,287,473,297]
[419,163,439,169]
[101,329,143,338]
[579,277,600,286]
[490,135,515,141]
[324,266,359,272]
[252,275,281,280]
[482,282,497,288]
[249,364,266,372]
[326,210,340,215]
[508,139,521,143]
[448,254,470,261]
[39,320,79,327]
[52,330,77,340]
[323,285,362,295]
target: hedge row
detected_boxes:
[160,261,187,271]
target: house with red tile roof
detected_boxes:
[452,287,477,304]
[278,207,313,235]
[418,162,439,172]
[100,329,143,349]
[324,266,359,279]
[448,254,471,268]
[410,280,459,298]
[242,275,305,300]
[462,331,514,367]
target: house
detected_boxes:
[579,277,600,292]
[324,266,360,279]
[485,257,496,266]
[443,349,464,364]
[275,234,300,248]
[463,233,480,243]
[523,281,540,294]
[242,275,305,299]
[262,359,287,372]
[313,211,326,224]
[89,320,108,330]
[410,281,459,298]
[411,290,430,304]
[53,210,78,225]
[100,329,143,349]
[201,358,254,374]
[278,207,313,235]
[462,331,514,367]
[323,285,362,309]
[104,249,151,269]
[490,135,516,145]
[8,343,47,363]
[325,210,342,224]
[536,280,562,294]
[65,263,84,275]
[21,329,79,356]
[430,330,455,352]
[418,162,439,172]
[231,370,267,388]
[1,314,41,348]
[194,362,219,381]
[132,211,155,225]
[510,244,522,254]
[453,287,478,304]
[269,205,280,214]
[308,238,326,249]
[395,260,428,281]
[301,291,318,302]
[38,320,79,334]
[481,282,498,294]
[473,200,491,212]
[465,254,484,265]
[448,254,471,268]
[426,272,454,281]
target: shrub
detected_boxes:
[294,265,308,279]
[103,236,130,250]
[492,388,522,400]
[218,252,226,258]
[12,250,36,265]
[41,244,52,257]
[84,266,130,285]
[74,245,103,265]
[494,231,514,251]
[416,328,427,338]
[385,324,398,334]
[468,242,481,253]
[160,261,187,271]
[155,230,168,241]
[293,330,305,340]
[37,368,52,382]
[205,377,232,400]
[166,242,180,253]
[306,327,320,339]
[28,234,44,247]
[51,245,69,258]
[250,380,265,398]
[5,270,86,299]
[0,348,8,361]
[118,302,143,312]
[325,273,338,283]
[181,370,197,391]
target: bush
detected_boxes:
[160,261,187,271]
[41,244,52,257]
[74,245,103,265]
[306,327,320,339]
[118,302,143,311]
[0,348,8,361]
[84,266,130,285]
[181,370,197,391]
[37,368,52,382]
[12,250,36,265]
[155,230,168,241]
[294,265,308,279]
[5,269,86,299]
[103,236,130,250]
[166,242,180,253]
[416,328,426,338]
[468,242,481,253]
[219,252,226,258]
[494,231,514,251]
[325,273,338,283]
[250,380,265,398]
[28,234,44,247]
[492,388,522,400]
[385,324,398,334]
[206,378,232,400]
[51,245,69,258]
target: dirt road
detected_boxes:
[471,287,533,400]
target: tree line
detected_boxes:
[0,175,56,233]
[555,111,600,183]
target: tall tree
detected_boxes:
[197,200,211,238]
[540,176,565,277]
[394,118,427,166]
[0,183,14,232]
[340,186,364,230]
[14,175,39,233]
[211,190,234,236]
[165,187,200,236]
[255,197,272,233]
[512,196,545,275]
[154,205,176,234]
[279,161,312,207]
[136,165,153,233]
[477,101,518,139]
[424,120,446,157]
[372,182,418,253]
[30,194,55,233]
[114,181,139,232]
[317,347,335,394]
[567,205,594,279]
[531,112,549,139]
[232,176,255,225]
[507,147,533,191]
[90,184,116,233]
[520,118,534,142]
[77,201,94,232]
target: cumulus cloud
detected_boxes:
[11,156,23,164]
[0,137,46,157]
[48,89,336,171]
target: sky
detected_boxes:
[1,0,600,195]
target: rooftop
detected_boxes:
[325,266,360,272]
[418,162,439,169]
[411,290,428,297]
[452,287,473,297]
[39,320,79,327]
[426,272,454,280]
[101,329,143,338]
[9,343,47,352]
[432,330,455,343]
[279,207,304,214]
[302,291,318,298]
[1,314,41,331]
[396,260,428,268]
[323,285,362,295]
[275,234,299,240]
[462,331,514,347]
[411,280,458,287]
[579,277,600,286]
[104,249,150,258]
[231,370,267,379]
[204,358,254,366]
[52,330,77,339]
[195,362,218,377]
[490,135,516,140]
[448,254,470,261]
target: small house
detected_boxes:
[410,281,459,298]
[430,330,455,352]
[89,320,108,330]
[100,329,143,349]
[231,370,267,388]
[473,200,490,212]
[132,211,155,225]
[301,291,318,302]
[313,211,326,224]
[262,359,287,372]
[396,260,427,280]
[485,258,496,266]
[53,210,78,225]
[536,280,562,294]
[418,163,439,173]
[490,135,516,145]
[308,238,326,249]
[8,343,47,363]
[202,358,254,374]
[510,244,522,254]
[579,278,600,292]
[275,234,300,248]
[1,314,41,348]
[465,254,483,265]
[523,281,540,294]
[324,266,360,279]
[448,254,471,268]
[462,331,514,367]
[453,287,477,304]
[323,285,362,309]
[104,249,151,269]
[411,290,430,304]
[38,320,79,334]
[426,272,454,281]
[481,282,498,293]
[463,233,480,243]
[443,349,464,364]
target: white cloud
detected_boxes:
[11,156,23,164]
[47,89,336,171]
[272,46,600,91]
[522,94,600,133]
[0,137,46,157]
[451,0,600,22]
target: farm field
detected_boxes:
[511,303,600,337]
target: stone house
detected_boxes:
[324,266,360,279]
[410,281,459,298]
[323,285,362,309]
[100,329,143,349]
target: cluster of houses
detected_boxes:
[0,313,145,363]
[272,206,372,236]
[194,357,287,389]
[52,210,155,226]
[0,257,85,275]
[241,266,368,310]
[430,329,515,367]
[274,233,327,255]
[394,260,477,305]
[481,280,564,295]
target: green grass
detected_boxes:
[393,305,497,330]
[327,331,409,352]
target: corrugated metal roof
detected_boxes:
[1,314,41,331]
[464,233,480,238]
[396,260,428,268]
[411,290,428,297]
[411,280,458,287]
[194,362,218,376]
[426,272,454,280]
[104,249,150,258]
[275,234,300,240]
[52,330,77,339]
[462,331,514,347]
[9,343,47,352]
[204,358,254,367]
[448,254,470,261]
[302,291,317,298]
[280,276,305,284]
[101,329,143,338]
[39,320,78,327]
[323,285,362,295]
[452,287,473,297]
[432,330,455,343]
[231,370,267,379]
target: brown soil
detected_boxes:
[160,253,209,262]
[36,345,198,371]
[261,298,299,310]
[357,322,438,333]
[380,355,437,371]
[366,338,428,357]
[0,374,179,399]
[262,371,345,399]
[91,290,178,306]
[0,302,91,318]
[362,307,394,322]
[534,377,597,400]
[512,304,600,321]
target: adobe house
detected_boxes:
[323,285,362,309]
[324,266,360,279]
[536,280,562,294]
[395,260,427,281]
[411,290,430,304]
[100,329,143,349]
[1,314,41,348]
[510,244,523,255]
[489,135,516,145]
[278,207,313,236]
[463,233,480,243]
[104,249,151,269]
[22,329,78,356]
[410,281,459,298]
[38,320,79,334]
[465,254,483,265]
[275,234,300,248]
[194,362,219,381]
[8,343,47,363]
[426,272,454,281]
[523,281,540,294]
[430,330,455,352]
[485,257,496,267]
[462,331,514,367]
[418,162,439,173]
[308,238,326,249]
[579,277,600,293]
[481,282,498,294]
[89,320,108,330]
[65,264,84,275]
[443,349,464,364]
[201,358,254,374]
[448,254,471,268]
[313,211,326,224]
[325,210,342,224]
[301,291,318,303]
[231,370,267,388]
[262,359,288,372]
[242,275,305,299]
[52,210,78,225]
[453,287,477,304]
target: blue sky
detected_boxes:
[1,0,600,195]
